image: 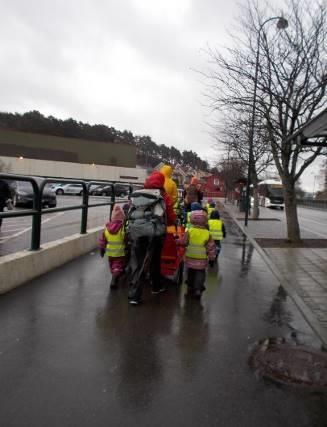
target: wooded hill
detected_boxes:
[0,111,209,171]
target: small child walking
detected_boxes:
[99,204,126,289]
[208,209,226,262]
[178,210,216,299]
[185,202,205,228]
[205,198,216,218]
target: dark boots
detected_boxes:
[185,268,205,299]
[110,275,119,289]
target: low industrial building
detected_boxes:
[0,128,147,183]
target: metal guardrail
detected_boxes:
[0,173,142,251]
[297,198,327,210]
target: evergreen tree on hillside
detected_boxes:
[0,110,208,171]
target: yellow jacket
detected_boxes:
[160,165,178,205]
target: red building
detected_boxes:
[203,174,226,197]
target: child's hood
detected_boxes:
[107,220,123,234]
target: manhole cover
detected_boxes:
[249,337,327,391]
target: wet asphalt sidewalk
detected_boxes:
[222,201,327,349]
[1,208,327,426]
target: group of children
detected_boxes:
[98,187,226,303]
[179,198,226,298]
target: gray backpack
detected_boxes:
[128,189,166,240]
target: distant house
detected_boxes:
[203,174,226,197]
[153,162,194,187]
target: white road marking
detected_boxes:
[300,217,327,227]
[0,229,23,234]
[5,219,31,224]
[0,212,65,243]
[300,225,327,238]
[4,222,31,228]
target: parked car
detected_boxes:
[54,183,83,196]
[88,184,102,194]
[50,183,64,191]
[13,178,57,208]
[92,184,129,197]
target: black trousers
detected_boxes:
[214,240,221,257]
[187,268,206,292]
[129,235,164,300]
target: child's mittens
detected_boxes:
[100,249,105,258]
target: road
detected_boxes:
[1,200,326,257]
[256,205,327,239]
[297,206,327,239]
[0,196,118,256]
[0,210,326,426]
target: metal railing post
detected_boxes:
[31,179,42,250]
[110,184,115,220]
[80,182,88,234]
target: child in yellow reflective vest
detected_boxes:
[208,209,226,262]
[185,202,205,228]
[99,205,126,289]
[206,198,216,218]
[178,210,216,299]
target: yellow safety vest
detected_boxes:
[104,228,125,257]
[185,227,210,259]
[208,219,223,240]
[173,199,180,213]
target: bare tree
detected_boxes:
[322,158,327,192]
[204,0,327,242]
[214,155,247,202]
[214,111,274,218]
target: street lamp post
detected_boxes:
[244,16,288,226]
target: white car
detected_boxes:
[54,183,83,196]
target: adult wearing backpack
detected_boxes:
[128,171,176,305]
[183,176,203,223]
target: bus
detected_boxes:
[257,179,284,209]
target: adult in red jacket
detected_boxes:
[128,171,176,305]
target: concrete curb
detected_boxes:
[0,226,103,294]
[222,203,327,348]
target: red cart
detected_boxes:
[160,225,185,284]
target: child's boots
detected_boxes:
[110,275,119,289]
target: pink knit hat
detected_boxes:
[111,205,125,221]
[190,210,207,227]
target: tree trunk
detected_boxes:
[252,186,260,219]
[284,179,301,243]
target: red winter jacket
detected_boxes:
[144,171,176,226]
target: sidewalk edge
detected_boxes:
[223,203,327,348]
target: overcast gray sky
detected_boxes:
[0,0,238,158]
[0,0,323,191]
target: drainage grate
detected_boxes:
[249,337,327,391]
